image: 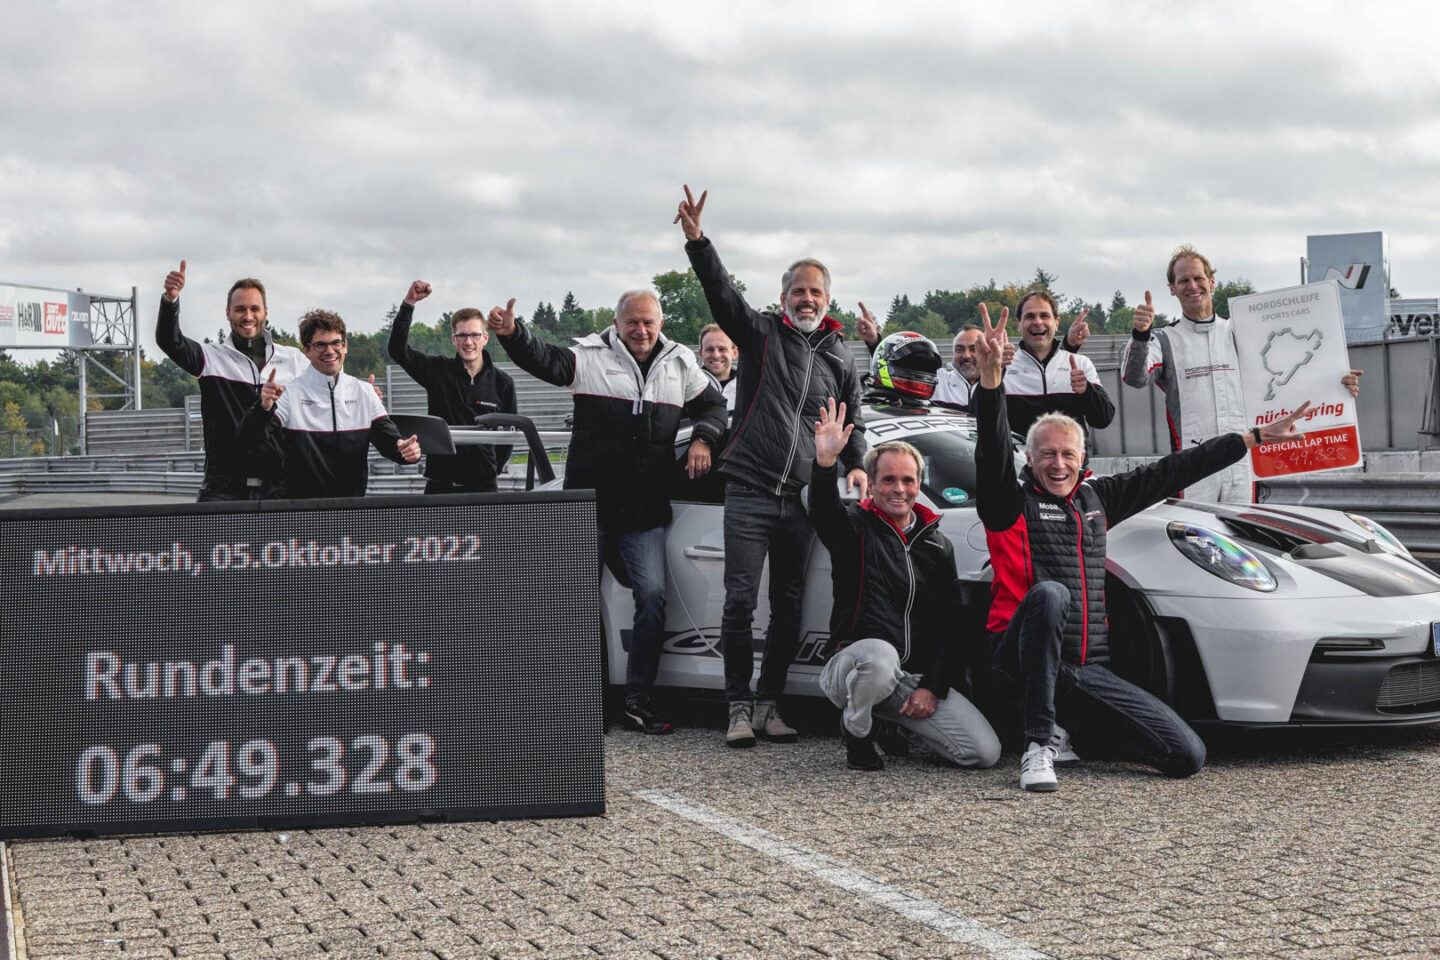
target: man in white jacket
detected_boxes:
[1121,245,1360,503]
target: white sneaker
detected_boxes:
[1020,741,1058,792]
[1049,725,1081,767]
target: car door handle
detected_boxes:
[683,545,725,560]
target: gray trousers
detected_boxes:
[819,638,1001,769]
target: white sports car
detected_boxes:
[594,401,1440,728]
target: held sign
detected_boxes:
[1230,280,1362,479]
[0,492,604,839]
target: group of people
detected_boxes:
[155,184,1356,791]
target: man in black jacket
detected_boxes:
[676,185,868,748]
[388,280,517,493]
[487,290,727,735]
[809,400,1000,772]
[155,261,307,500]
[971,306,1311,792]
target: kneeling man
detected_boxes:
[971,306,1309,791]
[810,399,1001,772]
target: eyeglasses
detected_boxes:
[452,333,486,342]
[306,338,346,353]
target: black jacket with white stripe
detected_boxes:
[156,295,307,483]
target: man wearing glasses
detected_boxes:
[387,281,517,493]
[240,310,421,499]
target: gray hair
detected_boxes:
[781,258,831,297]
[953,325,980,348]
[615,289,661,316]
[1025,412,1084,458]
[863,440,924,481]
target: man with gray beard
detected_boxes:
[675,184,868,748]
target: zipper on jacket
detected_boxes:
[885,513,939,666]
[329,378,338,432]
[1071,498,1088,663]
[775,330,832,495]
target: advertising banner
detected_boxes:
[1306,232,1386,342]
[0,492,604,839]
[1385,298,1440,340]
[1230,281,1361,479]
[0,284,94,348]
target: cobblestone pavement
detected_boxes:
[7,719,1440,959]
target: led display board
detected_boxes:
[0,492,603,839]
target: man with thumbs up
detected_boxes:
[1001,290,1114,450]
[239,309,420,499]
[1121,245,1362,503]
[155,262,308,501]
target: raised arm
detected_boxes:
[486,298,578,387]
[1096,402,1315,523]
[972,304,1025,532]
[387,280,433,374]
[807,397,858,550]
[677,185,764,352]
[155,260,204,376]
[1121,290,1164,388]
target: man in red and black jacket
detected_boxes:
[808,400,999,772]
[971,305,1310,792]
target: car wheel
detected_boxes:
[1105,574,1172,703]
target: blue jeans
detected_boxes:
[721,480,813,702]
[990,581,1206,778]
[600,525,667,705]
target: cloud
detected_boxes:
[2,0,1439,364]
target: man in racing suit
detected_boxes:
[487,290,727,736]
[155,261,307,501]
[971,306,1311,791]
[809,400,1000,771]
[1121,245,1361,502]
[676,185,868,748]
[239,310,420,498]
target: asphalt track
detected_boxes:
[7,492,1440,957]
[5,705,1440,959]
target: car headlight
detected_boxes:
[1345,513,1409,555]
[1166,522,1277,592]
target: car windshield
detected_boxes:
[906,429,981,509]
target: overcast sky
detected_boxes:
[6,0,1440,357]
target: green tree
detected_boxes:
[1214,278,1256,320]
[557,292,589,340]
[530,302,561,344]
[2,399,27,457]
[653,269,743,345]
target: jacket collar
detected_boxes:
[860,498,941,543]
[782,314,844,336]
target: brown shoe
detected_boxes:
[753,700,799,743]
